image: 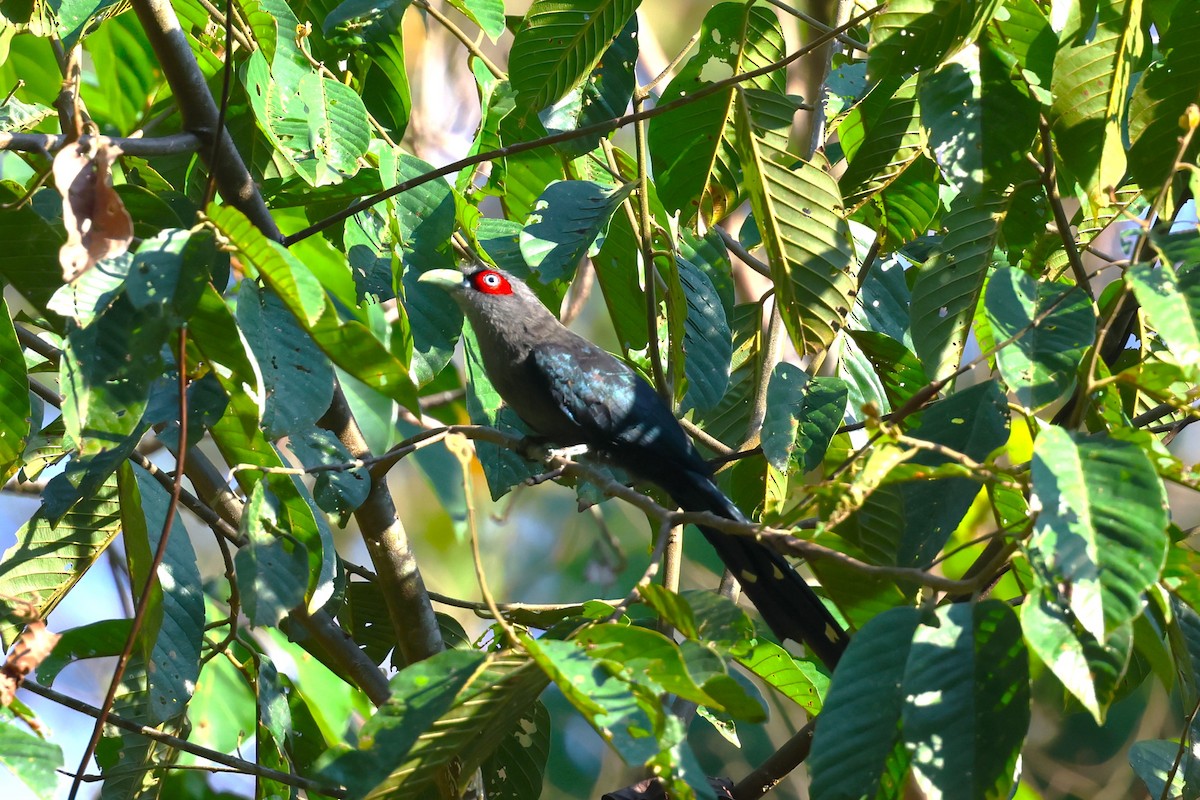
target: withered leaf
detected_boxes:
[53,138,133,283]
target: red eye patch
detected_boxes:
[471,269,513,295]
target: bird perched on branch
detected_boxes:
[420,266,849,667]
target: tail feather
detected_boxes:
[662,468,849,668]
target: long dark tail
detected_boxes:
[661,468,849,669]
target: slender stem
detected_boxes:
[637,29,701,97]
[413,0,504,80]
[733,717,818,800]
[1037,117,1090,291]
[714,224,772,278]
[1161,693,1200,800]
[762,0,868,51]
[201,0,236,209]
[632,93,671,401]
[741,301,784,450]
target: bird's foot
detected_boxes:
[516,436,590,463]
[547,444,590,459]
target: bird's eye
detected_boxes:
[473,269,512,295]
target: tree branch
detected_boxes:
[130,0,279,240]
[318,387,445,666]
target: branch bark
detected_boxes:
[130,0,279,240]
[319,387,445,666]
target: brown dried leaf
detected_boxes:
[53,138,133,283]
[0,620,61,707]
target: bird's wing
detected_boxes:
[528,338,642,439]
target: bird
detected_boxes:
[420,265,850,668]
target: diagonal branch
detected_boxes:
[130,0,279,240]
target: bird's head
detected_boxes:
[419,266,553,331]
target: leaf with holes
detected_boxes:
[647,2,786,222]
[735,90,857,356]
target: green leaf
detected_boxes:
[1021,590,1132,722]
[1029,427,1170,641]
[732,638,829,715]
[60,293,169,457]
[481,700,551,800]
[911,192,1010,381]
[984,268,1095,410]
[80,13,164,134]
[0,717,64,800]
[208,204,419,412]
[0,185,67,316]
[34,618,131,685]
[236,281,335,440]
[647,2,787,221]
[317,649,487,796]
[126,228,211,321]
[809,606,921,797]
[285,429,371,520]
[509,0,640,112]
[900,602,1029,798]
[97,657,185,798]
[539,16,637,158]
[810,603,1029,799]
[761,363,849,474]
[388,152,462,387]
[736,92,857,356]
[122,464,205,723]
[234,478,312,627]
[523,636,659,766]
[0,477,122,649]
[363,655,549,797]
[447,0,505,39]
[1049,0,1144,210]
[323,0,412,45]
[1130,739,1197,800]
[1128,262,1200,371]
[0,96,53,131]
[245,49,371,186]
[519,180,634,284]
[896,380,1009,568]
[839,74,925,212]
[848,331,926,408]
[187,647,257,753]
[678,256,732,413]
[1128,2,1200,191]
[988,0,1056,102]
[576,623,764,721]
[188,283,264,405]
[0,296,30,483]
[868,0,1002,80]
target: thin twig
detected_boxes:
[1160,693,1200,800]
[741,300,784,450]
[1037,117,1091,292]
[761,0,868,51]
[413,0,504,80]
